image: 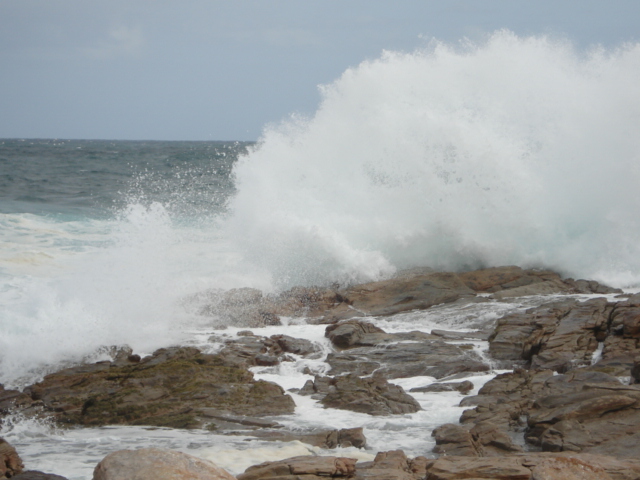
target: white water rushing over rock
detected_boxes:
[1,298,527,480]
[227,31,640,289]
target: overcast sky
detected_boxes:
[1,1,639,141]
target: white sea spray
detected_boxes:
[227,31,640,288]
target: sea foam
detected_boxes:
[226,31,640,288]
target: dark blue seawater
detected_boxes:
[0,139,252,219]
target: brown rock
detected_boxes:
[0,437,24,479]
[93,448,235,480]
[489,298,612,373]
[270,334,320,357]
[238,427,366,449]
[238,455,356,480]
[325,320,387,349]
[327,338,489,379]
[426,456,531,480]
[353,450,418,480]
[530,456,611,480]
[337,427,367,448]
[432,421,522,457]
[411,381,474,394]
[458,266,533,292]
[305,374,421,415]
[12,472,69,480]
[23,347,295,428]
[432,423,479,456]
[0,384,33,415]
[341,271,475,317]
[632,357,640,384]
[455,365,640,458]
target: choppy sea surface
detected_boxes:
[2,31,640,479]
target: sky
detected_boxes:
[1,1,639,141]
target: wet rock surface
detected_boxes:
[4,266,639,478]
[410,380,474,394]
[195,266,622,328]
[236,426,367,449]
[21,347,295,428]
[448,368,640,458]
[238,450,640,480]
[212,332,322,368]
[300,373,421,415]
[93,448,235,480]
[325,323,489,379]
[459,266,622,297]
[1,437,24,479]
[11,472,69,480]
[237,455,358,480]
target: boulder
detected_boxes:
[214,333,322,369]
[432,423,479,456]
[0,384,33,416]
[270,334,320,357]
[23,347,295,428]
[301,374,421,415]
[324,320,387,349]
[432,421,522,457]
[0,438,23,479]
[489,298,612,372]
[93,448,235,480]
[353,450,425,480]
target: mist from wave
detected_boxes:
[226,30,640,289]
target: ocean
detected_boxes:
[1,31,640,478]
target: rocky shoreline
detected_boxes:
[2,266,640,479]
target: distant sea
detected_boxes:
[0,138,255,387]
[0,139,246,218]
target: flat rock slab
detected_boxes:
[23,347,295,428]
[238,455,357,480]
[327,338,489,379]
[238,451,640,480]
